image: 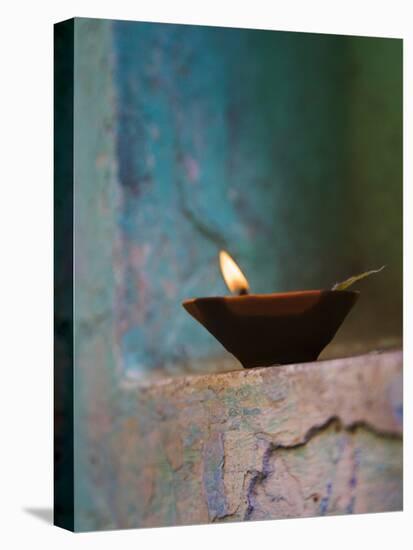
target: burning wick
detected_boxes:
[219,250,250,296]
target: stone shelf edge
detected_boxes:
[111,350,403,528]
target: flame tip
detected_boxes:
[219,250,249,295]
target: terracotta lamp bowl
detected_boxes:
[182,290,359,369]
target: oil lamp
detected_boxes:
[182,251,360,369]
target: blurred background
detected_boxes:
[73,19,402,379]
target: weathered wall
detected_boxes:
[110,21,402,375]
[111,22,402,376]
[73,18,121,527]
[69,18,403,531]
[72,20,403,380]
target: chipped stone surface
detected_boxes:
[105,350,402,529]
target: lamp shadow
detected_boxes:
[24,507,53,524]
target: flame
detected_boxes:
[219,250,250,295]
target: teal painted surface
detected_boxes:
[110,22,402,375]
[69,18,403,530]
[74,19,120,530]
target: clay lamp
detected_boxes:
[182,251,384,369]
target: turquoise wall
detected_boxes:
[109,21,402,375]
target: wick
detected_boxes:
[238,288,249,296]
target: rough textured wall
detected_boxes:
[69,18,403,531]
[73,18,121,528]
[110,22,402,376]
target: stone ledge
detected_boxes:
[114,350,403,528]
